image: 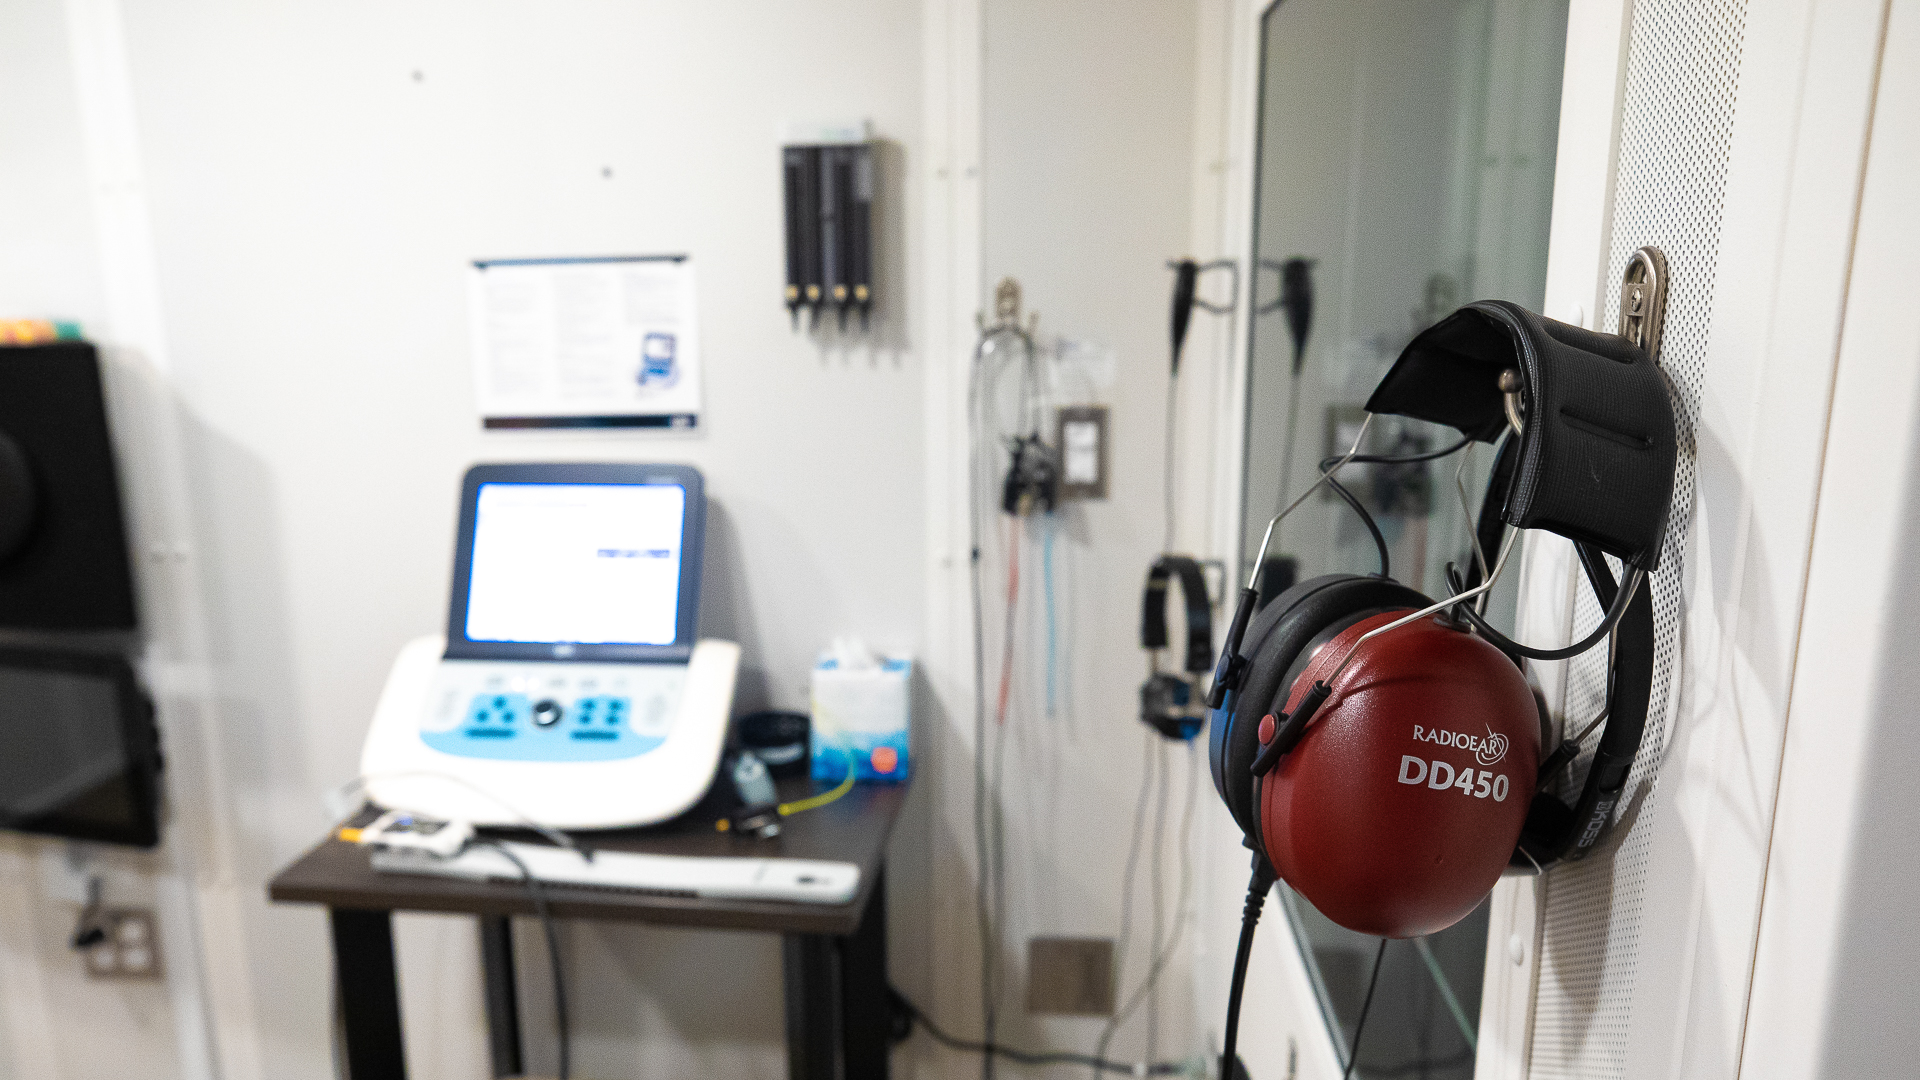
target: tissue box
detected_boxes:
[811,654,911,783]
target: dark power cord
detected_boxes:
[479,841,571,1080]
[893,987,1185,1075]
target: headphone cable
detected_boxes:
[1097,740,1201,1075]
[1343,938,1389,1079]
[1097,729,1159,1075]
[1322,471,1390,578]
[1445,561,1643,662]
[1163,368,1179,553]
[968,333,997,1080]
[1219,854,1277,1080]
[1311,435,1476,580]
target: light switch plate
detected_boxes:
[1055,405,1110,500]
[81,908,164,980]
[1026,936,1114,1016]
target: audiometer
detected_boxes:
[360,463,739,830]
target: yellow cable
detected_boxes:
[778,762,854,816]
[712,744,859,830]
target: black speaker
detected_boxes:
[0,343,137,630]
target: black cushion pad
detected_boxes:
[1208,574,1431,841]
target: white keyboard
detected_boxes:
[370,841,861,905]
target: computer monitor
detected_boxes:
[443,463,705,663]
[0,648,160,847]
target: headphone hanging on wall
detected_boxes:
[1140,555,1213,741]
[1211,264,1676,1075]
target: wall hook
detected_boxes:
[1618,246,1669,362]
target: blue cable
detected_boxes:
[1043,519,1059,720]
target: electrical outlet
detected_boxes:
[1026,937,1114,1016]
[80,908,164,980]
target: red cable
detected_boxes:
[995,515,1021,725]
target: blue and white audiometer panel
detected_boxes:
[361,463,738,830]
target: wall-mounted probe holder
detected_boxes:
[782,141,875,332]
[1167,258,1236,375]
[1363,296,1677,571]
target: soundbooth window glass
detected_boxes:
[1241,0,1569,1075]
[465,482,686,645]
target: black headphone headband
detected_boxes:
[1367,301,1677,572]
[1463,465,1656,865]
[1142,555,1212,674]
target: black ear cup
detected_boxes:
[1141,672,1204,741]
[1208,574,1430,843]
[1514,792,1576,869]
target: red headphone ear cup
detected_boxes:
[1260,611,1539,938]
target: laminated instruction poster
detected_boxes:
[469,255,701,429]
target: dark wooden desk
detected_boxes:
[269,777,908,1080]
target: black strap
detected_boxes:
[1142,555,1213,674]
[1467,492,1655,867]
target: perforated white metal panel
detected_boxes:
[1527,1,1747,1076]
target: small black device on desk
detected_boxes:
[738,709,811,778]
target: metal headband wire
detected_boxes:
[1245,413,1375,589]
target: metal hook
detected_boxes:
[1167,259,1240,314]
[1499,368,1525,438]
[977,276,1040,343]
[1617,247,1668,361]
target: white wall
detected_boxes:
[962,0,1207,1067]
[144,0,929,1073]
[0,0,109,330]
[4,1,927,1078]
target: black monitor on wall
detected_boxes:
[0,648,160,847]
[0,344,161,847]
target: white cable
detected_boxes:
[329,771,590,860]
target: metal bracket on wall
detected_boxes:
[978,276,1039,341]
[1618,245,1669,361]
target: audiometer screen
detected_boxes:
[464,482,686,645]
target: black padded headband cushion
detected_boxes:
[1208,574,1430,839]
[1142,555,1213,673]
[1365,300,1677,571]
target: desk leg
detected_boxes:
[330,908,407,1080]
[478,916,523,1078]
[840,868,890,1079]
[782,867,892,1080]
[783,932,839,1079]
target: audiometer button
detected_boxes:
[532,700,563,727]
